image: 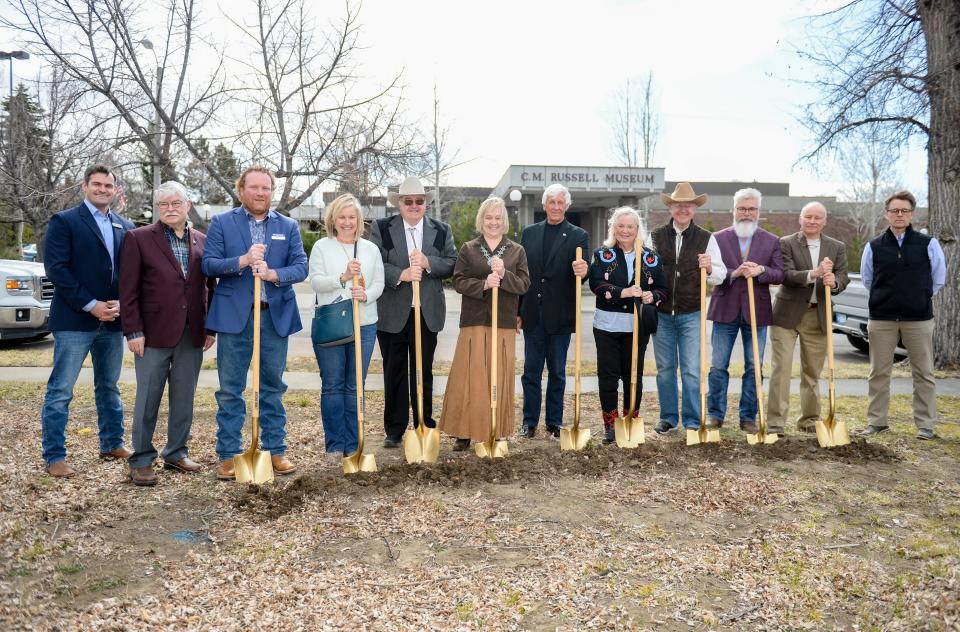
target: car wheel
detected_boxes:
[846,333,870,353]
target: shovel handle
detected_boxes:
[628,238,641,417]
[352,274,365,454]
[413,279,425,433]
[746,276,767,434]
[251,275,262,445]
[573,247,582,430]
[490,286,498,443]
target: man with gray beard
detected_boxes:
[705,188,784,433]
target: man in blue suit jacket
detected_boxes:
[41,165,135,477]
[202,166,307,480]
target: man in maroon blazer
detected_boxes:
[705,187,784,433]
[119,181,216,486]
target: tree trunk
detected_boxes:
[919,0,960,368]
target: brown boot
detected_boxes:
[99,446,133,460]
[216,460,235,481]
[271,455,297,475]
[129,466,158,487]
[45,461,76,478]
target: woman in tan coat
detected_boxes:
[439,197,530,450]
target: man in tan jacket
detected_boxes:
[767,202,849,435]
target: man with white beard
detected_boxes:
[705,188,784,433]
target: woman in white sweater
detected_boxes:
[308,194,385,462]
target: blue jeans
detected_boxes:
[41,327,125,464]
[707,316,767,423]
[215,309,290,461]
[653,311,701,430]
[521,320,571,429]
[314,324,376,454]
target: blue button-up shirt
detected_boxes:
[82,199,116,312]
[860,232,946,295]
[246,209,268,300]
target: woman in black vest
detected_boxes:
[589,207,669,444]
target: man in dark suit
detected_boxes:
[40,164,135,477]
[518,183,589,438]
[119,181,217,486]
[767,202,849,436]
[369,176,457,448]
[706,187,785,433]
[202,166,308,480]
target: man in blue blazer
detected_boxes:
[202,166,308,480]
[41,165,136,477]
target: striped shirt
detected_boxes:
[163,225,190,277]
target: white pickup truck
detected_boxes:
[0,259,53,342]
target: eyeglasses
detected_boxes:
[157,200,185,209]
[886,208,913,215]
[402,198,425,206]
[735,206,759,213]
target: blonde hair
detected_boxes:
[475,197,509,234]
[235,165,275,199]
[324,193,364,239]
[603,206,645,249]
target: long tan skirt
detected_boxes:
[439,326,516,442]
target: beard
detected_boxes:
[734,220,758,239]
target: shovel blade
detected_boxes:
[233,449,274,485]
[614,417,645,448]
[831,418,851,447]
[815,418,835,448]
[403,427,441,464]
[816,417,850,448]
[560,427,591,451]
[746,431,779,446]
[342,451,378,474]
[474,439,509,459]
[686,427,721,446]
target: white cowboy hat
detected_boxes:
[387,176,435,207]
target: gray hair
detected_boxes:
[541,183,572,209]
[800,201,828,216]
[154,180,190,204]
[603,206,646,249]
[732,187,762,211]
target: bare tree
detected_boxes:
[799,0,960,368]
[3,0,237,224]
[230,0,419,214]
[609,72,659,168]
[425,83,468,220]
[0,71,106,260]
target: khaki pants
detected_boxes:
[867,318,937,430]
[767,306,827,429]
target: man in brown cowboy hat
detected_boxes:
[650,182,726,435]
[370,176,457,447]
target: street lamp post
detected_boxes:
[508,189,523,238]
[0,50,31,257]
[138,39,162,200]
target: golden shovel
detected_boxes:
[403,279,440,463]
[344,275,378,473]
[816,287,850,448]
[745,276,778,446]
[561,247,591,451]
[475,286,508,459]
[687,267,721,445]
[615,237,645,448]
[234,275,275,485]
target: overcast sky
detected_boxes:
[2,0,927,200]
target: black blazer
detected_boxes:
[44,202,135,332]
[589,245,669,335]
[518,219,589,335]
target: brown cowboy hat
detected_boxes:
[660,182,707,207]
[387,176,435,207]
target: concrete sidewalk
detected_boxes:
[2,366,957,397]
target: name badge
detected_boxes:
[271,234,286,240]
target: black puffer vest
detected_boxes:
[868,225,934,321]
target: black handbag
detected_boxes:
[311,243,357,348]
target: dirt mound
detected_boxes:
[235,438,898,519]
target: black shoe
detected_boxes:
[547,426,561,439]
[916,428,935,440]
[603,426,616,445]
[453,438,471,451]
[522,425,536,439]
[653,421,675,435]
[739,420,759,433]
[383,437,401,448]
[858,425,889,438]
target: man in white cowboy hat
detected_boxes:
[650,182,726,435]
[370,176,457,448]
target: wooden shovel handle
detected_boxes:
[413,279,425,432]
[252,275,261,445]
[628,238,641,416]
[490,286,498,443]
[573,247,582,430]
[746,276,766,430]
[352,274,365,453]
